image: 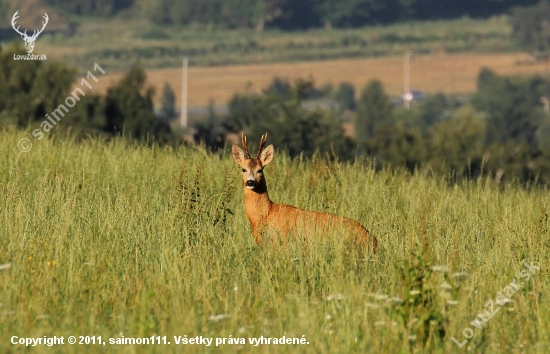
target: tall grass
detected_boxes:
[0,128,548,353]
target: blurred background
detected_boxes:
[2,0,550,184]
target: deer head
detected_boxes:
[232,133,274,190]
[12,11,49,54]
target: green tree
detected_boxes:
[366,123,427,172]
[63,94,107,134]
[510,1,550,54]
[0,0,9,27]
[312,0,387,28]
[159,83,176,120]
[482,142,550,184]
[428,105,486,178]
[0,43,74,128]
[471,68,549,147]
[416,93,454,130]
[193,101,227,150]
[147,0,224,26]
[226,79,356,160]
[251,0,287,32]
[104,65,157,139]
[355,79,393,145]
[335,82,356,111]
[45,0,134,16]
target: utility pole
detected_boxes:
[181,57,188,128]
[541,96,549,114]
[404,51,414,109]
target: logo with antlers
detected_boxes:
[11,11,49,54]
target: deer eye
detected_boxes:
[257,169,263,174]
[242,168,246,173]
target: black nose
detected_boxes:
[246,180,255,187]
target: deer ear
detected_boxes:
[260,145,274,166]
[232,145,245,164]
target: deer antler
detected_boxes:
[256,133,268,158]
[241,133,251,159]
[11,11,48,39]
[11,11,25,37]
[32,13,49,39]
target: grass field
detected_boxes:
[0,129,548,353]
[88,52,549,108]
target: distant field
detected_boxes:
[37,16,513,74]
[88,52,549,108]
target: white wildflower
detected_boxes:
[208,314,231,322]
[386,297,404,305]
[326,294,346,301]
[0,263,12,271]
[452,272,470,280]
[431,265,450,272]
[440,282,452,291]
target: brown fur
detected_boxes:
[232,133,378,253]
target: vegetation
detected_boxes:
[334,82,356,111]
[0,42,175,143]
[159,83,177,121]
[355,80,393,145]
[44,0,134,17]
[43,0,537,30]
[1,1,544,73]
[0,130,547,353]
[3,39,550,185]
[2,2,549,351]
[30,17,514,72]
[510,1,550,55]
[224,79,355,160]
[360,68,550,185]
[0,43,75,128]
[186,70,550,186]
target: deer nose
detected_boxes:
[246,180,256,187]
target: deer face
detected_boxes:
[232,133,273,190]
[236,157,268,189]
[22,35,37,53]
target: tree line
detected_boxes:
[197,69,550,186]
[3,39,550,186]
[40,0,540,30]
[0,42,173,144]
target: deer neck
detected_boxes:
[243,178,272,227]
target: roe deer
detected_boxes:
[231,133,377,253]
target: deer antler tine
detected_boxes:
[11,11,24,36]
[241,133,250,159]
[256,132,268,158]
[33,12,49,38]
[41,13,49,28]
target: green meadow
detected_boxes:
[0,129,548,353]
